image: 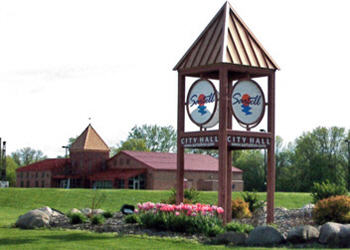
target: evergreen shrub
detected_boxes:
[241,191,266,213]
[161,188,200,204]
[91,214,105,225]
[67,212,88,224]
[310,180,348,204]
[225,222,254,234]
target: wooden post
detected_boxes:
[176,74,185,204]
[267,72,276,223]
[218,68,229,224]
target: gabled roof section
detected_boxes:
[70,124,110,152]
[174,2,279,71]
[16,158,68,172]
[112,150,242,173]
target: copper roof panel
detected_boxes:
[70,124,110,152]
[174,2,279,71]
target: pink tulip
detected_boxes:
[217,207,224,214]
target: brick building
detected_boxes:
[16,125,243,191]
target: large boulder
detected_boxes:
[15,209,50,229]
[246,225,285,246]
[211,232,248,245]
[318,222,342,245]
[287,225,319,244]
[319,223,350,247]
[337,224,350,248]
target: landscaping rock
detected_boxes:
[337,224,350,248]
[15,209,50,229]
[92,209,105,215]
[37,206,53,216]
[211,232,247,245]
[81,208,92,215]
[69,208,81,214]
[287,225,319,243]
[318,222,342,245]
[246,225,285,246]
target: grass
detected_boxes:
[0,188,341,250]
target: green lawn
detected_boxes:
[0,188,341,249]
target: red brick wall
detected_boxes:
[16,171,52,188]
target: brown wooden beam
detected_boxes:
[176,74,186,204]
[266,72,276,223]
[218,68,229,224]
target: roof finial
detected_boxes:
[89,117,91,125]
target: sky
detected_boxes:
[1,0,350,158]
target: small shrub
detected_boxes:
[313,195,350,224]
[161,188,200,204]
[241,191,266,213]
[90,189,107,210]
[67,212,88,224]
[91,214,105,225]
[231,198,251,219]
[125,213,140,224]
[310,180,348,204]
[102,211,114,219]
[225,222,254,234]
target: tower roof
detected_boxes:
[70,124,110,152]
[174,2,279,71]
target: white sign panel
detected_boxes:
[231,80,265,126]
[187,79,218,127]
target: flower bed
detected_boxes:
[134,202,225,237]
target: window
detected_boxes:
[117,179,125,189]
[26,173,29,178]
[42,181,45,187]
[35,181,39,187]
[20,181,24,187]
[42,172,45,178]
[36,172,38,178]
[126,159,130,165]
[119,159,124,166]
[93,181,112,189]
[128,174,145,190]
[114,160,117,166]
[21,173,23,178]
[26,181,30,187]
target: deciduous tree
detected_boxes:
[11,147,47,167]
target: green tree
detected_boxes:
[292,126,347,192]
[3,157,20,186]
[111,138,150,155]
[234,150,265,191]
[275,137,296,191]
[126,124,177,153]
[11,147,47,167]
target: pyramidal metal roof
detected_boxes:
[70,124,110,152]
[174,2,279,71]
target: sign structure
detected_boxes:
[175,2,279,225]
[231,79,265,129]
[186,79,219,128]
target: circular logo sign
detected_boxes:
[231,80,265,126]
[187,79,218,127]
